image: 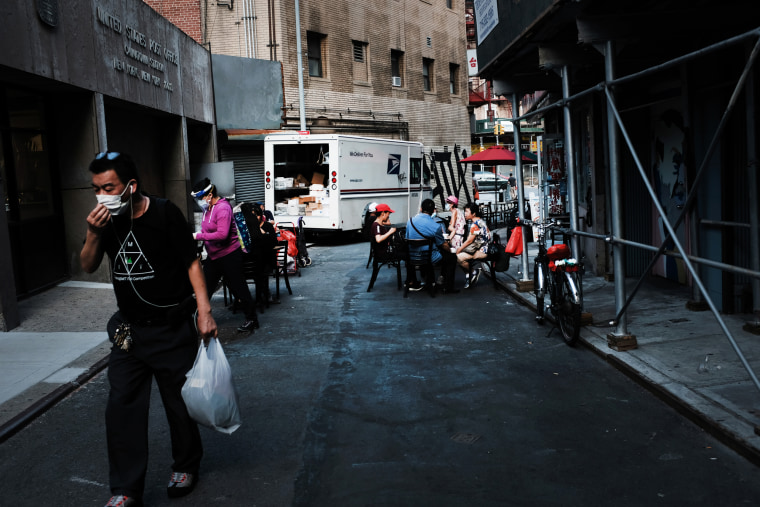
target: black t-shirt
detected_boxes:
[371,221,393,256]
[100,196,197,321]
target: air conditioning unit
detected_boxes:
[392,76,402,87]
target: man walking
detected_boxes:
[508,172,517,200]
[81,152,217,507]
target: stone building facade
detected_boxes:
[146,0,471,153]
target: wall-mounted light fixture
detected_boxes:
[217,0,234,10]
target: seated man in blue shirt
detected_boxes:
[405,198,459,294]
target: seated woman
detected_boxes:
[455,202,491,289]
[241,202,278,308]
[371,203,397,260]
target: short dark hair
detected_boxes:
[421,198,435,214]
[89,152,140,189]
[464,202,481,217]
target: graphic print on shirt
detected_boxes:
[113,231,155,280]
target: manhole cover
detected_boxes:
[450,432,481,444]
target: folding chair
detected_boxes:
[367,238,402,292]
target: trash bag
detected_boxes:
[181,338,242,434]
[280,229,298,257]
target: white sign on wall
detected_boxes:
[467,49,479,76]
[473,0,499,46]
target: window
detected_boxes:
[353,40,369,82]
[307,32,325,78]
[352,40,365,63]
[447,0,452,9]
[391,50,404,87]
[449,63,459,94]
[423,58,434,91]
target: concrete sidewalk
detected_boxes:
[2,244,760,468]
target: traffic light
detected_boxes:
[493,124,504,135]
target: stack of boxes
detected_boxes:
[273,172,329,216]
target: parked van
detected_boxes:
[264,134,431,233]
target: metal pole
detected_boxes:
[294,0,306,131]
[605,42,628,336]
[561,67,580,257]
[513,94,529,281]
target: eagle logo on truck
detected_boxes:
[387,154,401,174]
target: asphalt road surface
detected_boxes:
[2,239,760,506]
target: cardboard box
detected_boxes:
[299,196,317,204]
[295,174,310,185]
[311,172,325,186]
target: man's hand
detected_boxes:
[196,308,217,346]
[86,203,111,233]
[81,204,110,273]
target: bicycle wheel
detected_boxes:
[556,271,581,345]
[534,261,545,323]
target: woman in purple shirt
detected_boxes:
[192,178,258,333]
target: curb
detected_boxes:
[0,355,110,445]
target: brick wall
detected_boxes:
[143,0,203,44]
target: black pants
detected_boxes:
[203,248,257,321]
[106,313,203,499]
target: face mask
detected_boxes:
[446,204,452,211]
[96,181,133,216]
[197,198,210,212]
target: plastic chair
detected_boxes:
[403,238,437,298]
[367,238,402,292]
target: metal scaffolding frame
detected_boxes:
[507,27,760,394]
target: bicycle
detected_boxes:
[521,218,583,345]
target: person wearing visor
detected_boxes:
[81,152,217,507]
[191,178,259,333]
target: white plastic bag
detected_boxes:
[181,338,242,434]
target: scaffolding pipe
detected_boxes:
[512,93,530,281]
[605,41,628,336]
[561,66,580,258]
[605,86,760,396]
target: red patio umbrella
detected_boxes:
[460,145,537,164]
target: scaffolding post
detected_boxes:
[604,42,637,350]
[513,94,530,283]
[561,67,581,260]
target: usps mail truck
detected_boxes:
[264,134,430,233]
